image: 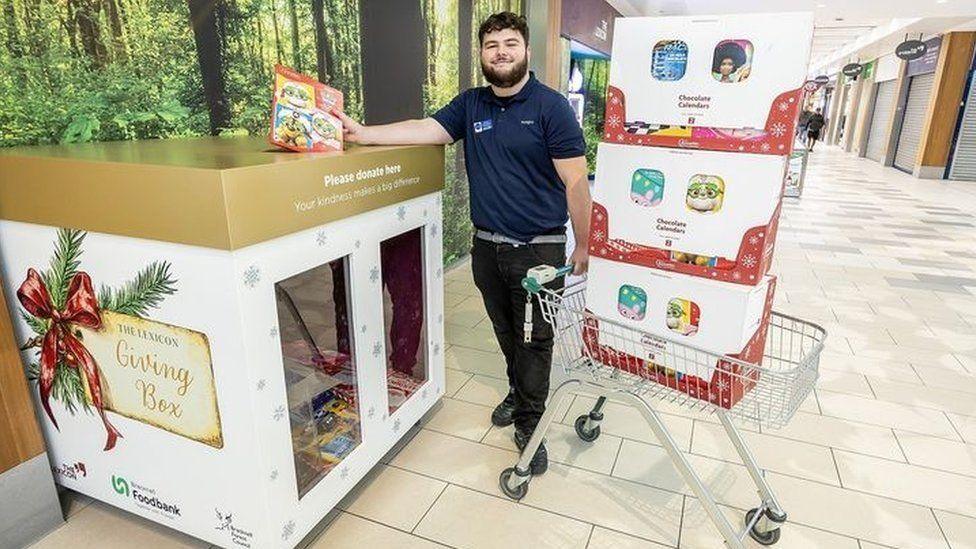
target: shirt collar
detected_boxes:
[484,71,538,106]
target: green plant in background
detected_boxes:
[575,56,610,175]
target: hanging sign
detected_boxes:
[814,75,829,85]
[895,39,927,61]
[842,63,863,78]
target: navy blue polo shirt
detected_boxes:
[431,72,585,242]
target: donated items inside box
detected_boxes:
[608,13,812,130]
[270,65,344,153]
[590,143,784,283]
[275,257,361,497]
[583,257,776,407]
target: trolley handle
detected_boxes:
[521,264,573,342]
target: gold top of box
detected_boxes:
[0,137,445,250]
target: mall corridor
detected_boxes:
[30,146,976,548]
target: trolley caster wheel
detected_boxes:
[499,467,530,500]
[574,414,601,442]
[745,508,782,546]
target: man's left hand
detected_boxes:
[569,246,589,276]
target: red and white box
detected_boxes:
[590,143,785,285]
[604,12,812,155]
[584,257,776,408]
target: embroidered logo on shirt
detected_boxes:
[520,120,535,125]
[473,119,493,133]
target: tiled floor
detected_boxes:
[30,147,976,548]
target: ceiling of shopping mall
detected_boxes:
[609,0,976,74]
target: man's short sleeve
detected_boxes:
[544,95,586,159]
[431,92,468,142]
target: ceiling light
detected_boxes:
[816,3,826,7]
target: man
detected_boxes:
[805,108,826,151]
[332,12,590,476]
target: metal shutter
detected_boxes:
[893,73,935,173]
[865,80,897,162]
[949,73,976,181]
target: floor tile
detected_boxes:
[339,465,446,531]
[453,373,510,407]
[895,430,976,477]
[816,390,959,439]
[421,397,494,442]
[391,429,516,495]
[933,510,976,549]
[311,512,445,548]
[764,411,905,461]
[444,344,507,378]
[834,450,976,515]
[444,367,474,397]
[482,422,623,475]
[415,485,591,549]
[563,395,695,450]
[29,501,207,549]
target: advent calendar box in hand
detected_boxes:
[604,12,813,154]
[584,257,776,408]
[589,143,785,285]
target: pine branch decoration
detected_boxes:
[98,261,178,317]
[42,228,86,310]
[21,311,48,337]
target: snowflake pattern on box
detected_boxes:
[281,520,295,541]
[397,206,406,221]
[315,230,328,246]
[243,266,260,288]
[369,266,380,283]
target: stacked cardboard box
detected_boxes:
[584,12,813,408]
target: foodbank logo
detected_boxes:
[112,475,129,496]
[110,474,181,518]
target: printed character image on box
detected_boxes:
[651,40,688,81]
[275,107,313,150]
[630,168,665,207]
[712,40,753,83]
[686,175,724,213]
[278,79,315,111]
[666,298,700,336]
[312,113,339,142]
[671,251,717,267]
[617,284,647,321]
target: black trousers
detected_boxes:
[470,237,566,432]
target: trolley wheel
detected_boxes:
[499,467,530,500]
[745,508,782,546]
[574,414,601,442]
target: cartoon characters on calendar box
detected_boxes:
[605,13,812,152]
[269,65,344,153]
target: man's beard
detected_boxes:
[481,56,528,88]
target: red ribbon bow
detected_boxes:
[17,268,121,451]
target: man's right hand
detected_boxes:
[332,109,367,144]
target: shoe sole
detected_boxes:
[491,414,514,427]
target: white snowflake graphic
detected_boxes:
[760,142,771,152]
[243,266,260,288]
[436,267,443,279]
[778,101,790,112]
[270,469,279,481]
[397,206,407,220]
[361,324,368,333]
[758,232,765,238]
[430,224,439,238]
[732,271,742,280]
[593,229,605,242]
[372,341,382,357]
[272,405,286,421]
[742,254,757,268]
[316,230,328,246]
[355,239,362,249]
[282,520,295,540]
[370,266,380,283]
[607,114,621,128]
[717,378,729,391]
[256,379,267,391]
[437,313,443,324]
[748,236,760,246]
[433,343,441,356]
[769,122,788,137]
[616,134,624,142]
[367,406,376,419]
[595,212,604,221]
[423,208,429,218]
[393,418,402,432]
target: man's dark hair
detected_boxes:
[478,12,529,46]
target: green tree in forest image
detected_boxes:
[0,0,523,265]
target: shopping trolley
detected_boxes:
[498,265,826,548]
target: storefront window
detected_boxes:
[275,257,360,498]
[380,228,427,413]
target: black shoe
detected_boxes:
[514,427,548,476]
[491,390,516,427]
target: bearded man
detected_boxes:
[333,12,591,476]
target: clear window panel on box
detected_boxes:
[381,228,427,413]
[275,257,360,499]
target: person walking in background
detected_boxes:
[806,108,826,151]
[332,12,591,477]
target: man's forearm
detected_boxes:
[358,118,452,146]
[566,173,592,251]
